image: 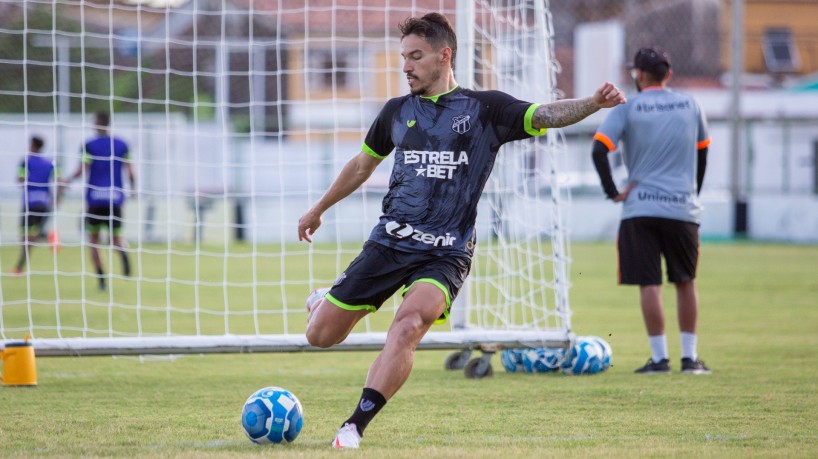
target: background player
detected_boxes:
[591,47,711,375]
[11,135,60,274]
[64,111,136,291]
[298,12,626,449]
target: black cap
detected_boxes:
[632,47,671,74]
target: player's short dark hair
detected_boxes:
[30,135,44,151]
[399,12,457,68]
[632,47,671,81]
[95,110,110,127]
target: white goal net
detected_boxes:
[0,0,572,357]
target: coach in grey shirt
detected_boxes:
[591,47,712,375]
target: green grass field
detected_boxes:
[1,242,817,458]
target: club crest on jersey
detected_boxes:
[451,114,471,134]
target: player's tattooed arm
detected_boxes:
[532,82,626,129]
[532,98,600,129]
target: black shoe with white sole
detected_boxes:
[681,358,711,375]
[634,358,671,374]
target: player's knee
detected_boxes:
[390,314,428,347]
[305,325,338,349]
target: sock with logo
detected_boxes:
[343,387,387,437]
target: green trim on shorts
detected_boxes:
[21,225,41,236]
[401,278,451,324]
[524,103,548,137]
[325,292,377,312]
[86,224,124,235]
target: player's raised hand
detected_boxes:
[298,209,322,243]
[593,82,627,108]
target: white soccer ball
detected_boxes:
[522,347,564,373]
[561,340,604,375]
[241,386,304,445]
[501,348,525,372]
[585,336,613,371]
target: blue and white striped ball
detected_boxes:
[561,340,604,375]
[585,336,612,371]
[241,386,304,445]
[501,348,525,372]
[522,347,564,373]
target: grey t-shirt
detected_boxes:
[594,87,710,223]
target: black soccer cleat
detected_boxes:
[681,358,712,375]
[634,358,671,374]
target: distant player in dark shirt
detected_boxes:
[11,135,59,275]
[65,111,136,290]
[297,12,626,449]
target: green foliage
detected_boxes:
[0,242,817,457]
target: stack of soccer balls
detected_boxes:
[501,336,612,375]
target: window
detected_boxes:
[763,27,800,74]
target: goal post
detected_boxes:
[0,0,573,359]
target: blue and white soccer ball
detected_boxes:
[501,348,525,372]
[522,347,564,373]
[241,386,304,445]
[561,340,604,375]
[585,336,613,371]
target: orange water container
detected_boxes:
[1,336,37,387]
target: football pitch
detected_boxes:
[1,242,817,458]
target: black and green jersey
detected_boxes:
[362,85,545,256]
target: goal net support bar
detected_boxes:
[27,331,573,357]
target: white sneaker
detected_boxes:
[332,423,361,449]
[305,287,329,321]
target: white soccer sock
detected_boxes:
[648,335,668,363]
[681,332,697,360]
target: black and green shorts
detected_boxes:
[85,206,124,235]
[326,241,472,323]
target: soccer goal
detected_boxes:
[0,0,573,375]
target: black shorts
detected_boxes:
[326,241,472,323]
[20,206,50,233]
[618,217,699,285]
[85,206,124,234]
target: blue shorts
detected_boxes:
[326,241,472,323]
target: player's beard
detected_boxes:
[409,67,442,96]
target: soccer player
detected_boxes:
[591,47,712,375]
[297,13,626,448]
[65,111,136,291]
[11,135,59,275]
